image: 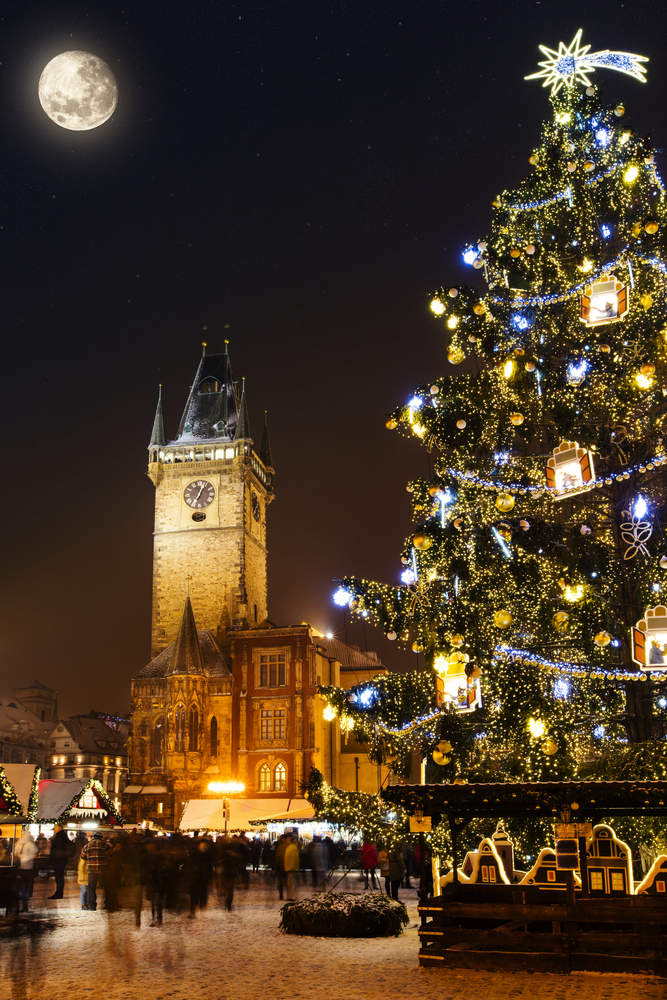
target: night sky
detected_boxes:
[2,1,667,717]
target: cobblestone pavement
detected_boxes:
[1,870,665,1000]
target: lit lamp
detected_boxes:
[632,606,667,672]
[580,274,628,326]
[207,781,246,794]
[547,441,595,498]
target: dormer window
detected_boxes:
[183,423,193,435]
[214,421,225,433]
[199,378,221,394]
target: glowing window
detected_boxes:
[261,709,286,740]
[547,869,557,882]
[258,762,272,791]
[590,871,604,891]
[481,865,488,882]
[489,867,496,882]
[610,871,625,892]
[274,762,287,792]
[656,880,665,892]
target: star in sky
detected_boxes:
[525,30,648,94]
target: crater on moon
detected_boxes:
[39,51,118,131]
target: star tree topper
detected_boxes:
[526,30,648,93]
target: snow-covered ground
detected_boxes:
[1,870,664,1000]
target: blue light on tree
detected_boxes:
[511,314,530,331]
[601,224,611,238]
[553,678,571,699]
[463,249,477,265]
[401,569,417,584]
[408,395,423,410]
[333,587,352,606]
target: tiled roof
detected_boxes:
[134,629,231,680]
[63,716,127,756]
[314,637,384,671]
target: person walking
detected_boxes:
[77,853,89,910]
[382,845,406,900]
[308,835,328,888]
[81,831,112,911]
[359,840,379,890]
[217,837,242,912]
[15,830,38,913]
[187,837,215,918]
[283,835,300,900]
[48,824,73,899]
[249,837,262,873]
[273,834,288,900]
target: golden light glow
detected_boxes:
[624,165,639,183]
[433,654,449,675]
[430,298,445,315]
[528,717,545,739]
[323,705,337,721]
[636,373,653,389]
[503,359,514,378]
[578,258,594,273]
[564,585,584,602]
[447,315,459,329]
[555,111,571,124]
[207,781,245,794]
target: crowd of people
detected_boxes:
[2,827,426,920]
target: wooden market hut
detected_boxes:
[382,780,667,976]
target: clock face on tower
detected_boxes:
[184,480,216,509]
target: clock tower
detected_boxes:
[147,342,274,658]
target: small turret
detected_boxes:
[234,378,252,442]
[149,385,166,448]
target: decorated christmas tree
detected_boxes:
[320,33,667,803]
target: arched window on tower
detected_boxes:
[199,378,221,394]
[274,762,287,792]
[189,707,199,752]
[210,716,218,757]
[175,706,185,753]
[153,716,165,767]
[258,762,272,792]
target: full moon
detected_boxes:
[38,51,118,131]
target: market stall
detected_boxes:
[382,780,667,975]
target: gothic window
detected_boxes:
[175,706,186,753]
[153,716,165,767]
[261,709,286,740]
[106,774,115,792]
[188,707,199,751]
[274,762,287,792]
[258,762,272,792]
[210,716,218,757]
[199,378,221,394]
[259,652,286,687]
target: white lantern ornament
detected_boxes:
[632,606,667,671]
[547,441,595,497]
[580,274,628,327]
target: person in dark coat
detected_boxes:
[187,838,215,918]
[217,837,243,911]
[48,825,73,899]
[249,837,262,873]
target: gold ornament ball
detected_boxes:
[510,412,524,425]
[385,418,398,430]
[471,665,482,679]
[660,555,667,569]
[412,641,424,653]
[566,161,577,172]
[594,631,611,647]
[525,244,536,255]
[542,738,558,756]
[447,349,464,364]
[552,611,570,632]
[641,362,656,376]
[428,483,441,496]
[496,492,515,512]
[525,361,536,372]
[583,160,595,172]
[513,347,525,357]
[599,344,611,353]
[510,248,521,258]
[528,153,539,165]
[451,633,464,646]
[468,334,477,343]
[519,520,530,531]
[432,751,450,765]
[614,105,625,117]
[645,220,660,235]
[472,258,484,269]
[437,740,452,753]
[456,419,467,430]
[493,610,512,629]
[413,532,432,550]
[448,287,458,298]
[473,303,486,315]
[453,517,463,530]
[641,294,654,310]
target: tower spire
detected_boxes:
[149,385,166,448]
[166,592,204,675]
[260,410,274,472]
[234,377,252,442]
